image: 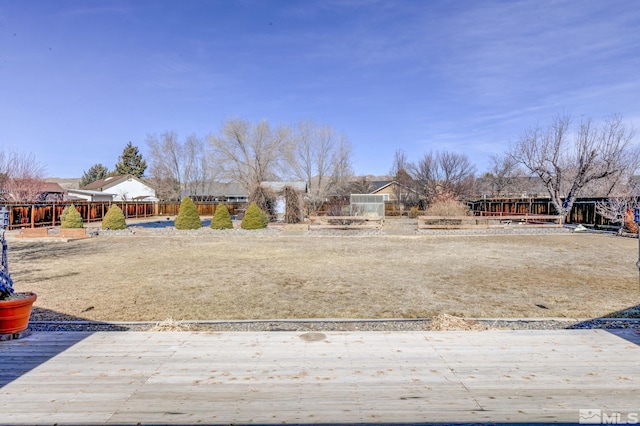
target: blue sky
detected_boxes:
[1,0,639,178]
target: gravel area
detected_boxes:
[26,318,640,332]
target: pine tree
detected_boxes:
[241,202,268,230]
[60,205,83,229]
[211,203,233,229]
[175,197,202,230]
[114,142,147,177]
[101,204,127,230]
[80,163,110,187]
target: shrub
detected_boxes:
[175,197,202,230]
[241,202,268,230]
[59,206,69,224]
[409,206,420,219]
[211,203,233,229]
[60,204,83,229]
[424,198,471,217]
[102,204,127,230]
[260,209,270,227]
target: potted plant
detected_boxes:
[0,207,37,335]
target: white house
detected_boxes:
[66,189,116,202]
[80,175,158,202]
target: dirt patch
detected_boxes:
[7,232,640,321]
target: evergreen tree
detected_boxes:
[241,202,268,230]
[80,163,110,187]
[59,205,70,224]
[60,204,83,229]
[211,203,233,229]
[175,197,202,230]
[101,204,127,230]
[114,142,147,177]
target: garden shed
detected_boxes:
[350,194,385,217]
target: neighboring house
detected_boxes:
[37,182,67,202]
[370,181,403,202]
[81,175,158,202]
[0,182,66,202]
[66,189,116,202]
[370,180,420,208]
[185,181,249,203]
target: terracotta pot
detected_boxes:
[0,292,37,334]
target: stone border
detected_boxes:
[25,317,640,332]
[95,225,575,237]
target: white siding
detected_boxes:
[109,178,157,201]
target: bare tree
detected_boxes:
[348,176,374,194]
[0,151,47,202]
[410,151,476,203]
[595,163,640,232]
[208,118,291,194]
[146,132,217,201]
[329,136,354,197]
[511,114,636,220]
[595,195,638,232]
[389,149,418,213]
[146,131,184,201]
[290,120,354,213]
[183,134,217,198]
[485,154,522,197]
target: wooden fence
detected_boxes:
[468,197,613,227]
[2,201,247,230]
[4,202,154,229]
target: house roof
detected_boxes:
[211,181,247,196]
[370,180,420,195]
[82,175,153,191]
[261,181,307,192]
[185,181,247,198]
[41,182,66,194]
[370,181,392,192]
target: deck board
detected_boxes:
[0,330,638,424]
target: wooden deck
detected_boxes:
[1,330,639,425]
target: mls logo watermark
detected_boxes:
[579,409,639,424]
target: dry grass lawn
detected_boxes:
[7,232,640,321]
